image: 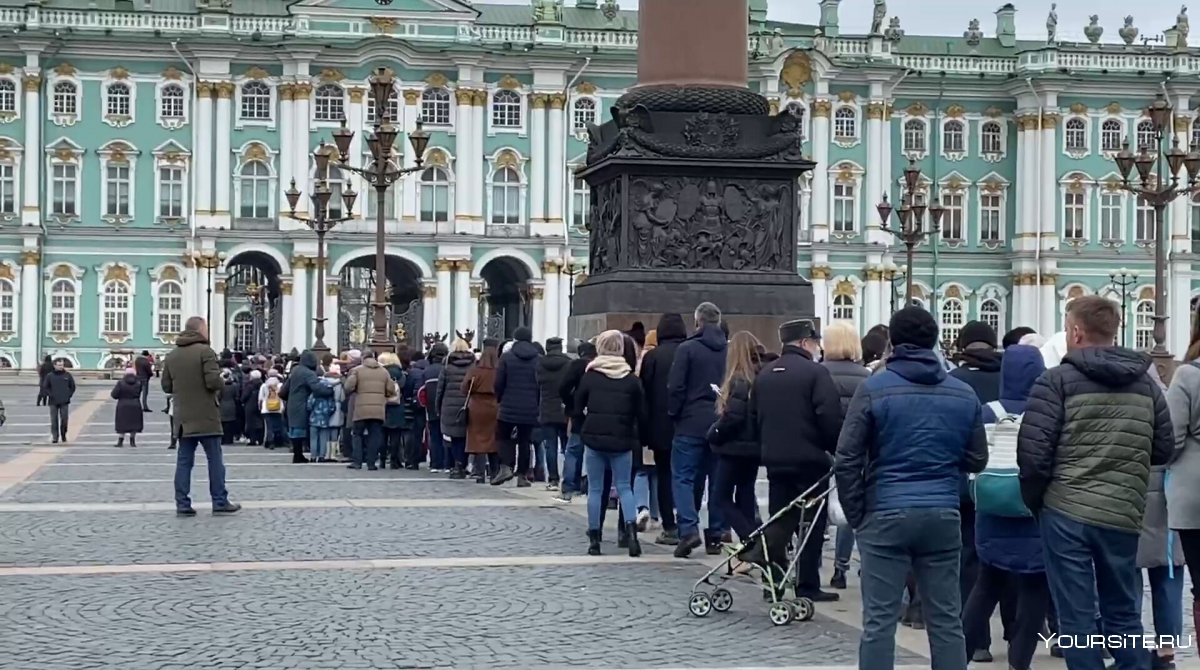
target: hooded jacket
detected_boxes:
[666,321,726,439]
[422,347,447,422]
[950,346,1004,404]
[111,373,144,434]
[437,351,476,437]
[1018,346,1173,532]
[495,339,542,425]
[834,344,989,530]
[536,341,572,425]
[574,355,647,453]
[281,350,332,430]
[161,330,223,437]
[640,314,688,451]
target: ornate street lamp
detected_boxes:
[329,66,430,355]
[1108,267,1138,348]
[192,250,226,326]
[1113,93,1200,381]
[877,160,945,305]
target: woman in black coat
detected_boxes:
[637,313,688,543]
[110,368,144,447]
[219,370,241,445]
[707,331,763,546]
[36,355,53,406]
[241,370,264,445]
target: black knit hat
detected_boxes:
[513,326,532,342]
[957,320,997,349]
[1002,326,1036,349]
[889,307,939,350]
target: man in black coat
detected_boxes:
[751,319,844,601]
[639,313,688,544]
[556,341,596,502]
[134,350,154,412]
[492,326,542,486]
[41,359,76,444]
[536,337,572,487]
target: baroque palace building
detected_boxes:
[0,0,1197,370]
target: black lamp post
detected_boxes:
[1109,267,1138,349]
[877,160,945,304]
[886,263,907,314]
[328,67,431,355]
[1114,93,1200,381]
[560,261,581,315]
[193,251,225,327]
[283,143,357,355]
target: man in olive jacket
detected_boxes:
[161,316,241,517]
[1017,296,1171,669]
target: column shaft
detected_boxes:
[864,102,883,241]
[292,261,309,349]
[542,262,560,338]
[453,261,473,339]
[531,288,546,342]
[558,271,571,338]
[213,84,233,217]
[435,260,453,338]
[454,89,474,225]
[529,95,548,222]
[546,94,566,223]
[195,82,214,213]
[212,281,228,352]
[278,84,295,216]
[1039,118,1056,249]
[19,254,38,369]
[21,73,40,227]
[347,89,366,219]
[422,283,438,342]
[810,100,831,242]
[324,284,340,353]
[292,83,312,215]
[471,92,487,218]
[402,91,420,220]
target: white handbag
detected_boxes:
[828,481,848,528]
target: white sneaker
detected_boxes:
[636,508,651,532]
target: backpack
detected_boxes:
[265,385,282,412]
[970,400,1032,517]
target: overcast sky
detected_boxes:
[490,1,1185,43]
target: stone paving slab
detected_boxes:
[29,463,480,482]
[2,478,516,503]
[0,565,908,669]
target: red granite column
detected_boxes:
[635,0,749,89]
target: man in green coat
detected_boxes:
[161,316,241,517]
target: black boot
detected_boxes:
[704,530,722,555]
[291,438,309,464]
[617,525,629,549]
[587,530,602,556]
[129,435,137,448]
[625,523,642,557]
[115,436,124,448]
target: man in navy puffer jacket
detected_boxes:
[492,326,542,486]
[835,306,988,670]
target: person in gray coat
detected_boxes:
[436,340,476,473]
[1165,357,1200,656]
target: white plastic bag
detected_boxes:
[828,481,848,528]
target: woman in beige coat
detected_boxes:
[343,351,396,470]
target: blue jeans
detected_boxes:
[539,423,566,482]
[351,419,383,468]
[634,469,651,512]
[671,435,721,539]
[1040,508,1148,670]
[174,435,229,510]
[857,508,965,670]
[265,413,285,446]
[835,525,856,573]
[309,427,338,461]
[561,433,585,494]
[1137,566,1184,642]
[584,447,637,532]
[427,420,443,468]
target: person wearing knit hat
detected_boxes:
[1001,326,1037,350]
[536,337,572,488]
[835,305,987,666]
[491,323,543,486]
[951,320,1003,405]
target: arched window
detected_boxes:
[942,120,965,153]
[1064,118,1087,152]
[156,280,183,336]
[105,82,131,117]
[572,175,589,229]
[50,278,76,333]
[102,280,131,334]
[832,294,856,321]
[572,97,597,132]
[1137,120,1156,151]
[239,81,272,120]
[0,79,15,114]
[903,119,926,153]
[490,167,521,225]
[980,121,1003,155]
[979,298,1002,334]
[833,106,856,140]
[313,84,345,122]
[52,81,78,116]
[0,278,13,333]
[1134,300,1155,350]
[232,311,254,353]
[366,85,399,124]
[1101,119,1124,152]
[491,90,522,128]
[239,161,271,219]
[419,166,450,224]
[159,84,185,120]
[421,88,451,125]
[940,297,965,346]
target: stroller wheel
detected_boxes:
[711,588,733,612]
[688,592,713,617]
[767,601,793,626]
[791,597,815,622]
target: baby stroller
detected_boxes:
[687,471,833,626]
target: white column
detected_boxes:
[324,281,340,353]
[558,270,571,338]
[542,260,560,338]
[279,278,295,353]
[213,83,233,220]
[402,90,420,221]
[212,279,228,352]
[529,94,548,223]
[278,84,295,215]
[347,88,366,219]
[810,100,831,242]
[453,260,472,338]
[1039,274,1058,336]
[546,94,566,224]
[864,101,884,243]
[812,270,830,327]
[1171,112,1192,354]
[862,269,882,328]
[195,82,214,214]
[1014,118,1027,244]
[530,283,546,342]
[1040,114,1057,252]
[454,89,474,226]
[470,91,486,218]
[435,259,453,338]
[21,73,40,227]
[292,83,312,215]
[292,260,309,349]
[422,282,438,341]
[19,253,38,369]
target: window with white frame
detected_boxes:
[366,86,399,125]
[938,191,964,240]
[940,297,965,345]
[1134,299,1154,350]
[1101,119,1124,152]
[105,82,131,118]
[903,119,926,153]
[239,161,271,219]
[51,163,77,216]
[979,298,1002,334]
[419,167,450,224]
[942,120,965,153]
[832,294,856,321]
[0,162,14,214]
[49,278,76,333]
[320,165,345,219]
[313,84,345,122]
[980,121,1003,155]
[1063,190,1085,239]
[833,181,856,233]
[158,166,184,218]
[572,175,589,229]
[159,84,185,120]
[980,191,1002,242]
[421,88,451,125]
[1137,120,1156,150]
[232,312,254,352]
[834,106,857,140]
[52,81,78,116]
[490,167,521,224]
[0,278,13,333]
[1064,118,1087,153]
[491,90,522,128]
[104,163,131,216]
[1136,195,1156,242]
[573,97,598,132]
[1099,191,1124,242]
[0,79,15,115]
[156,280,183,336]
[239,81,272,120]
[101,280,131,334]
